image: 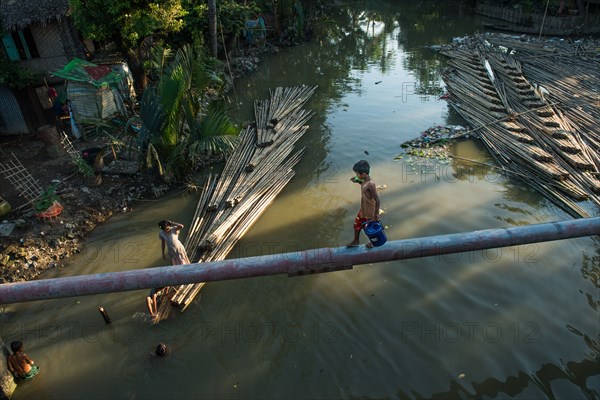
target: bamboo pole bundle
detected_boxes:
[255,86,316,147]
[200,157,298,251]
[440,34,600,217]
[226,114,311,209]
[246,110,313,171]
[268,85,317,124]
[171,166,299,308]
[184,173,218,257]
[255,99,270,146]
[207,126,256,210]
[487,35,599,124]
[167,87,316,311]
[489,56,598,176]
[445,42,596,214]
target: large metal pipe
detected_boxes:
[1,218,598,304]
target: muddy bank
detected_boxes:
[0,134,163,283]
[0,48,278,284]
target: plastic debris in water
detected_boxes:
[395,124,470,162]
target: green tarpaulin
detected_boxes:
[52,58,123,88]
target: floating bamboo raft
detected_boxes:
[439,34,600,217]
[163,85,317,314]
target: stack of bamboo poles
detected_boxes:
[255,86,317,147]
[481,46,600,203]
[485,35,600,152]
[440,34,600,217]
[167,86,317,311]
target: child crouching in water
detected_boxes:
[347,160,380,248]
[8,341,39,381]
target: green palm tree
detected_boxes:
[137,44,239,181]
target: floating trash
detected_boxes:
[396,125,471,162]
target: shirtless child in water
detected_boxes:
[7,341,39,381]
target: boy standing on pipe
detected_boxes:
[347,160,381,248]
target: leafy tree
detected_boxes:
[69,0,187,90]
[176,0,260,52]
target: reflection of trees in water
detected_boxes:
[301,0,480,171]
[500,180,544,208]
[397,358,599,398]
[581,240,600,297]
[393,0,478,97]
[319,1,480,98]
[493,180,548,226]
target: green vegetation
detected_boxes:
[176,0,261,49]
[34,185,59,213]
[69,0,331,86]
[66,1,334,181]
[136,44,239,181]
[74,156,94,177]
[70,0,188,87]
[0,58,40,89]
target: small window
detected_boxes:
[11,31,27,60]
[1,27,39,61]
[1,34,20,61]
[21,28,39,59]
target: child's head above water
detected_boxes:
[156,343,168,357]
[10,341,23,353]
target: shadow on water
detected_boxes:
[394,357,599,399]
[408,236,600,399]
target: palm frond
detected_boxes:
[146,143,164,176]
[137,87,166,148]
[193,101,240,139]
[148,45,173,82]
[188,135,239,161]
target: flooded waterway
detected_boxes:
[4,1,599,398]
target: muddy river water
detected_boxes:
[5,1,599,398]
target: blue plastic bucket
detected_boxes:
[362,220,387,247]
